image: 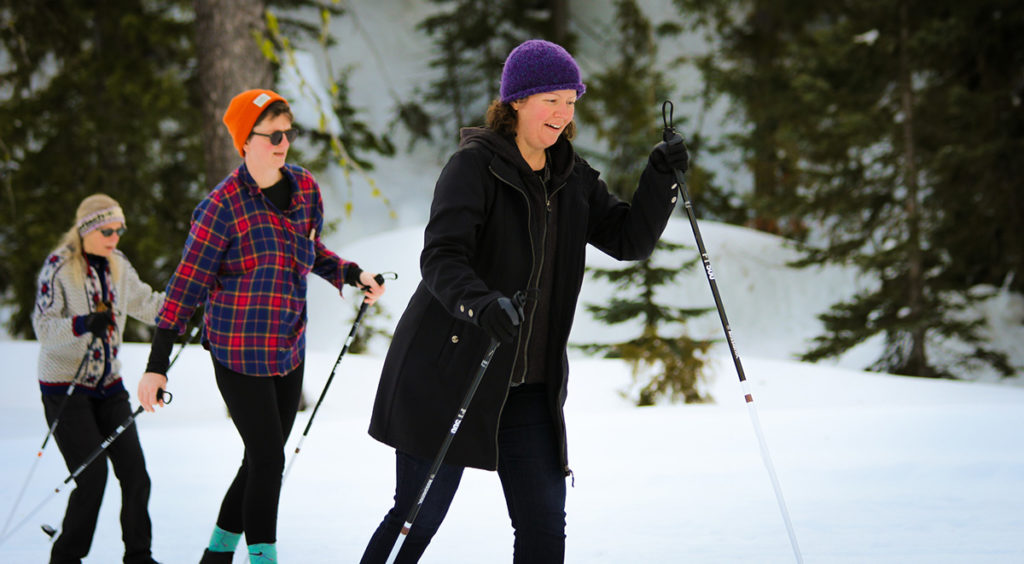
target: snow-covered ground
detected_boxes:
[1,219,1022,563]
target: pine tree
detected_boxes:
[672,0,819,237]
[676,0,1021,378]
[914,2,1024,295]
[0,0,396,339]
[0,0,205,340]
[575,0,666,199]
[787,1,1017,378]
[579,239,714,405]
[575,0,714,404]
[411,0,566,142]
[346,302,394,355]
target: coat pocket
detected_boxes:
[436,318,464,370]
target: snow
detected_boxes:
[3,0,1023,561]
[2,218,1023,563]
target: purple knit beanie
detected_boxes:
[500,39,586,103]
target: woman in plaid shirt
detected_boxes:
[137,89,385,564]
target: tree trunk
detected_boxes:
[898,1,928,377]
[194,0,274,186]
[550,0,569,45]
[748,0,781,234]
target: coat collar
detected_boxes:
[459,127,575,189]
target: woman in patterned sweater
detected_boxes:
[32,193,165,564]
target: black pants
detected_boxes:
[43,391,153,564]
[361,383,567,563]
[211,356,304,545]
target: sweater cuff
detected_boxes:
[146,327,179,376]
[344,263,364,287]
[72,315,89,336]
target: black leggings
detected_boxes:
[211,355,304,545]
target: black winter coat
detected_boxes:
[368,127,679,471]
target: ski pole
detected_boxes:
[661,100,803,563]
[0,334,99,538]
[0,389,172,546]
[384,291,523,563]
[4,319,198,539]
[41,335,100,449]
[384,337,501,564]
[169,323,202,369]
[283,272,396,483]
[37,322,200,543]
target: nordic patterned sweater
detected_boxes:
[32,247,165,397]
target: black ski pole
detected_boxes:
[283,272,396,483]
[0,390,172,546]
[384,291,523,563]
[1,334,99,537]
[35,324,198,542]
[661,100,803,563]
[40,335,100,449]
[169,323,202,369]
[384,338,500,564]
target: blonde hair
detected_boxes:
[55,194,123,284]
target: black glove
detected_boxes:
[649,135,689,174]
[84,310,114,339]
[479,296,525,344]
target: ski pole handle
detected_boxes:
[358,271,398,291]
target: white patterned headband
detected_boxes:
[77,206,126,237]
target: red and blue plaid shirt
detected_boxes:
[156,163,355,376]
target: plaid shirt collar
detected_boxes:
[237,163,310,210]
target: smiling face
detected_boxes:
[511,89,577,165]
[81,220,124,257]
[244,113,293,173]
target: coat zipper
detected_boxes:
[488,167,542,468]
[489,164,569,469]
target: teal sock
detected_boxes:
[248,543,277,563]
[207,525,242,553]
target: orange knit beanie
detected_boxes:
[221,89,287,158]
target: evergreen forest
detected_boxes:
[1,0,1021,400]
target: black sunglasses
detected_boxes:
[99,226,126,237]
[250,128,299,146]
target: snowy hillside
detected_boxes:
[310,218,1024,384]
[3,216,1023,562]
[2,322,1023,562]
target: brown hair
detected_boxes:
[484,98,576,140]
[248,100,294,141]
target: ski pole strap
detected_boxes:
[661,100,686,148]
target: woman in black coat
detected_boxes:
[361,39,689,563]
